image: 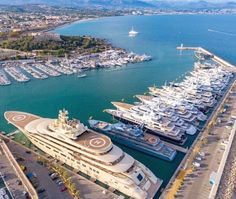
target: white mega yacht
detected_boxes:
[4,110,162,199]
[129,27,139,37]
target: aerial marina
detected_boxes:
[0,9,236,199]
[2,46,236,199]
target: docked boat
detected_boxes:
[77,73,87,78]
[105,102,187,145]
[89,120,177,161]
[4,109,162,199]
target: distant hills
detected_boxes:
[0,0,153,8]
[144,0,236,9]
[1,0,236,9]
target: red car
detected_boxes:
[60,185,67,192]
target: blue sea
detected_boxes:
[1,14,236,198]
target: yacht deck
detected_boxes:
[5,111,113,152]
[4,111,39,130]
[136,95,154,101]
[75,130,112,151]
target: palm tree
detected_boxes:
[61,170,69,182]
[75,190,80,199]
[68,182,77,195]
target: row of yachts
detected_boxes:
[0,50,151,86]
[0,61,78,84]
[103,62,233,146]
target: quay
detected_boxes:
[0,133,119,199]
[160,47,236,199]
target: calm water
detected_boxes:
[1,15,236,198]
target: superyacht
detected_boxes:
[105,102,187,145]
[4,110,163,199]
[89,120,177,161]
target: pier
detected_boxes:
[177,46,236,72]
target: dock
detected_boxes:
[177,46,236,72]
[164,141,188,154]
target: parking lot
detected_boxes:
[6,141,73,199]
[4,138,118,199]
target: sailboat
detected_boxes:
[129,27,138,37]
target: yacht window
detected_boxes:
[137,174,143,181]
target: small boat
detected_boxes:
[77,73,87,78]
[129,27,138,37]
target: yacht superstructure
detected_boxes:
[4,110,162,199]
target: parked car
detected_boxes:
[37,188,46,194]
[25,150,31,154]
[48,171,54,176]
[192,162,200,168]
[195,156,202,161]
[60,185,67,192]
[198,151,205,157]
[56,179,62,185]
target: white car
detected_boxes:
[193,162,200,168]
[198,151,205,157]
[195,156,202,161]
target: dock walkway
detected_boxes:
[164,142,188,154]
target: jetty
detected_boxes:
[177,46,236,72]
